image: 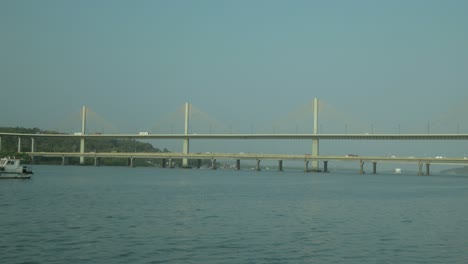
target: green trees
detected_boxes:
[0,127,163,166]
[1,127,213,167]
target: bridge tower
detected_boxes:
[182,102,190,168]
[311,98,320,171]
[80,105,87,165]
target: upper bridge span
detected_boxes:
[2,132,468,141]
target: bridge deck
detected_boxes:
[3,132,468,140]
[27,152,468,164]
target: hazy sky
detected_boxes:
[2,0,468,159]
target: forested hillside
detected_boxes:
[0,127,170,166]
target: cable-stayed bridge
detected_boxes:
[49,98,468,135]
[2,98,468,175]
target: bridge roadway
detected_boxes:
[28,151,468,175]
[3,132,468,140]
[25,151,468,163]
[5,132,468,174]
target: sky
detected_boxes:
[1,0,468,160]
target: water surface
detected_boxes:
[1,166,467,263]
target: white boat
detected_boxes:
[0,157,33,179]
[395,168,402,174]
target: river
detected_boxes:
[1,165,467,263]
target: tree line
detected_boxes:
[0,127,210,167]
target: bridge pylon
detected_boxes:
[182,102,190,168]
[311,98,320,171]
[79,105,87,165]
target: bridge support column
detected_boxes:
[94,157,100,166]
[79,106,87,165]
[211,158,217,170]
[17,137,21,153]
[61,156,68,166]
[304,160,309,172]
[31,138,35,153]
[236,159,240,170]
[168,158,174,168]
[311,98,320,171]
[182,102,190,168]
[0,136,2,152]
[161,159,166,168]
[372,162,377,174]
[80,138,84,165]
[31,138,36,164]
[323,161,328,173]
[417,161,423,176]
[278,160,283,171]
[311,143,319,170]
[360,160,365,174]
[426,163,430,176]
[129,157,135,167]
[182,159,192,169]
[256,159,261,171]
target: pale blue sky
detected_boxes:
[2,0,468,158]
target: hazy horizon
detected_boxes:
[2,0,468,157]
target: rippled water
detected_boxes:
[1,165,467,263]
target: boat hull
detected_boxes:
[0,173,32,179]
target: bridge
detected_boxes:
[2,98,468,175]
[2,132,468,140]
[24,151,468,176]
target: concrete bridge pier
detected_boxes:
[79,106,87,165]
[360,160,365,174]
[182,102,190,168]
[323,161,328,173]
[256,159,261,171]
[30,138,36,164]
[17,137,21,153]
[311,98,320,172]
[236,159,240,170]
[94,157,100,166]
[168,158,174,168]
[61,156,68,166]
[418,161,423,176]
[128,157,135,167]
[182,160,192,169]
[211,158,217,170]
[372,162,377,174]
[426,163,430,176]
[31,138,35,152]
[278,160,283,171]
[79,138,85,165]
[304,160,309,172]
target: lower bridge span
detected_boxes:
[26,152,468,175]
